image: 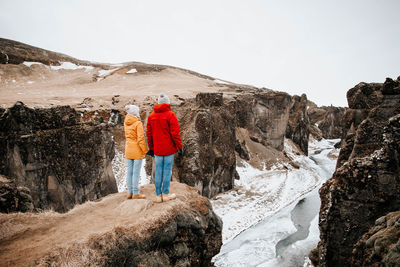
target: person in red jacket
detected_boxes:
[146,93,183,203]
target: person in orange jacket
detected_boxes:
[124,104,149,199]
[146,93,183,203]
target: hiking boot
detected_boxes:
[163,193,176,202]
[155,195,163,203]
[127,193,133,199]
[133,194,146,199]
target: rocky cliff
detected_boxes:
[0,102,117,212]
[0,182,222,267]
[307,101,346,140]
[286,94,310,155]
[143,90,307,198]
[310,77,400,266]
[1,38,313,204]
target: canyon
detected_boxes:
[1,38,399,267]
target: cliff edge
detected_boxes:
[0,182,222,267]
[310,77,400,266]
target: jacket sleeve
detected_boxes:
[137,122,149,154]
[146,116,153,150]
[169,112,183,149]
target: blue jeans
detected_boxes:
[154,154,175,196]
[126,158,143,194]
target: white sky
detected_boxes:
[1,0,399,106]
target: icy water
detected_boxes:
[212,139,339,267]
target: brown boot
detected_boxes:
[127,193,133,199]
[163,193,176,202]
[155,195,163,203]
[133,194,146,199]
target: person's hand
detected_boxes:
[178,148,184,156]
[147,150,154,157]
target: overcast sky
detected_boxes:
[1,0,399,106]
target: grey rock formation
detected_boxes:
[311,77,400,267]
[307,101,346,140]
[286,94,310,155]
[0,102,117,212]
[175,93,237,198]
[235,91,292,151]
[351,211,400,266]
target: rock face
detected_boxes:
[0,102,117,212]
[286,94,310,155]
[0,182,222,267]
[175,93,237,198]
[351,211,400,266]
[235,91,292,152]
[167,90,300,198]
[311,77,400,266]
[0,174,34,213]
[307,101,346,140]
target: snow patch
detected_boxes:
[50,62,94,71]
[112,148,150,192]
[96,68,119,81]
[23,61,46,67]
[212,138,339,266]
[214,79,230,84]
[26,81,34,84]
[126,68,137,74]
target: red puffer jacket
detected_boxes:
[146,104,183,156]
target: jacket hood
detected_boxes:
[154,103,171,113]
[124,114,139,126]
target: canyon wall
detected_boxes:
[307,101,346,140]
[153,90,308,198]
[286,94,310,155]
[0,102,117,212]
[311,77,400,266]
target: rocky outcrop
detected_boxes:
[286,94,310,155]
[174,93,237,198]
[351,211,400,266]
[0,102,117,212]
[307,101,346,140]
[234,91,292,151]
[0,37,102,67]
[0,182,222,267]
[311,77,400,266]
[0,174,33,213]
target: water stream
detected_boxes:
[213,139,338,267]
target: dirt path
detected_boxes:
[0,182,196,266]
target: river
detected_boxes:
[212,139,339,267]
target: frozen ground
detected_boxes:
[212,138,339,266]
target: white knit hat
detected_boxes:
[158,93,170,104]
[125,105,140,117]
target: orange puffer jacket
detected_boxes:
[124,114,149,159]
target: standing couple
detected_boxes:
[124,93,183,203]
